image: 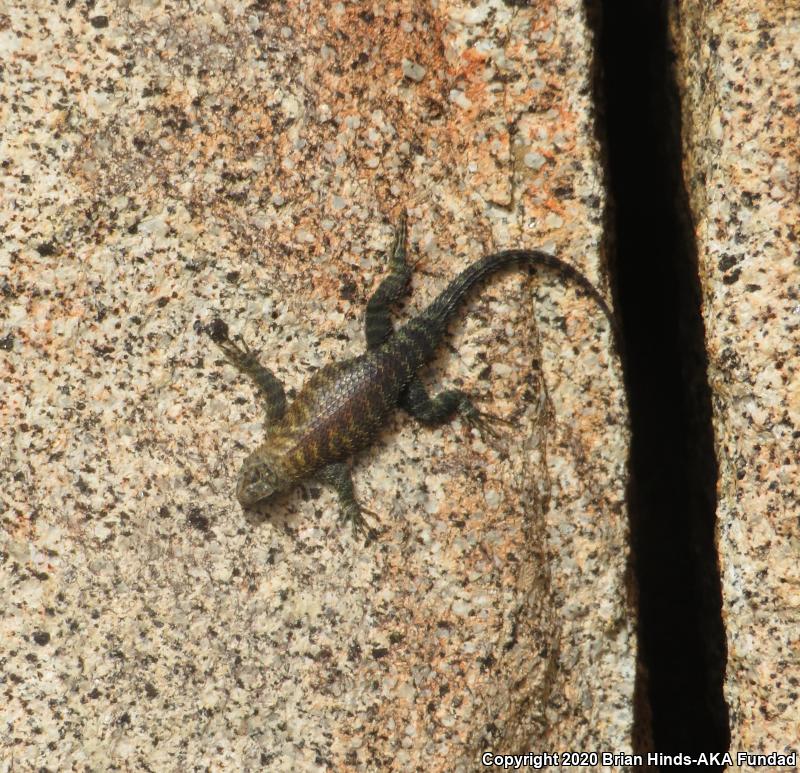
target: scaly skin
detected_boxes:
[208,213,616,536]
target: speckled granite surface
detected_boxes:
[1,1,630,769]
[673,1,800,764]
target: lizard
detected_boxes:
[207,212,616,536]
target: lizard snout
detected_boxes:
[236,452,281,507]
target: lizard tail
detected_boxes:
[423,249,617,340]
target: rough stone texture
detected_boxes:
[1,1,629,769]
[673,1,800,764]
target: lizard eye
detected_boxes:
[236,455,278,507]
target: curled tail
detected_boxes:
[423,249,617,340]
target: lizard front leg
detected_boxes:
[207,318,287,424]
[317,462,377,539]
[364,211,412,350]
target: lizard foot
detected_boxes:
[341,502,379,543]
[460,403,512,442]
[207,320,256,364]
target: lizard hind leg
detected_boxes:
[364,211,412,350]
[400,378,512,442]
[207,318,288,424]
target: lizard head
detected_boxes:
[236,449,283,507]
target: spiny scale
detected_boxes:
[209,213,616,537]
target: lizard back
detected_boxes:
[268,348,416,480]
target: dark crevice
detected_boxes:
[587,0,731,764]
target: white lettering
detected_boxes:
[603,753,643,766]
[647,753,693,766]
[737,752,797,767]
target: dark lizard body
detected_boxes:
[209,213,615,534]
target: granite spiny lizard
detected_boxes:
[208,212,616,535]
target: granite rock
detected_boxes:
[0,0,630,768]
[673,0,800,763]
